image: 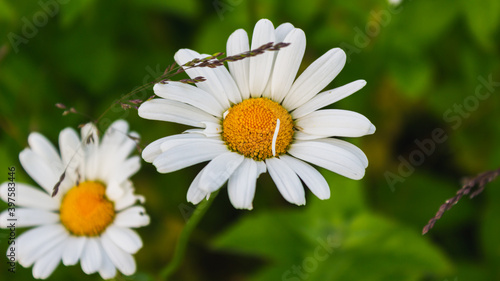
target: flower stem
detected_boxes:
[160,192,218,280]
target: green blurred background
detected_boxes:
[1,0,500,280]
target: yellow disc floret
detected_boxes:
[60,181,115,236]
[222,98,294,160]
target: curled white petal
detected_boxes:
[272,119,280,157]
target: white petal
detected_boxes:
[292,131,327,141]
[204,53,242,104]
[80,123,100,181]
[101,120,129,148]
[32,242,64,279]
[106,185,126,205]
[274,23,295,42]
[184,127,221,137]
[110,155,141,182]
[159,134,218,153]
[249,19,276,97]
[0,182,58,210]
[105,156,141,199]
[58,127,83,185]
[138,98,219,127]
[283,48,347,110]
[142,137,169,163]
[270,28,306,103]
[153,139,227,173]
[174,49,230,108]
[227,29,250,100]
[104,226,142,254]
[227,158,267,209]
[59,128,81,166]
[315,138,368,168]
[200,121,223,137]
[187,167,210,204]
[101,234,137,276]
[292,80,367,119]
[62,236,86,266]
[280,155,330,199]
[114,206,150,228]
[19,149,60,194]
[98,245,117,279]
[17,224,68,267]
[142,134,205,163]
[295,109,376,138]
[265,157,305,205]
[80,238,102,274]
[80,123,100,146]
[198,152,244,192]
[115,131,139,161]
[84,146,100,181]
[260,23,297,99]
[113,187,146,211]
[101,131,138,168]
[0,208,59,228]
[288,140,366,180]
[81,124,100,183]
[28,132,62,169]
[97,121,138,181]
[154,82,224,117]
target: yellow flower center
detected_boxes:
[60,181,115,236]
[222,98,294,160]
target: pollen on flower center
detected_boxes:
[222,98,294,160]
[60,181,115,236]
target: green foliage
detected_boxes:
[59,0,97,27]
[132,0,200,18]
[461,0,500,49]
[214,176,452,281]
[480,181,500,275]
[1,0,500,280]
[388,53,433,99]
[0,0,15,23]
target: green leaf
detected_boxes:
[215,209,452,281]
[376,173,475,232]
[52,25,117,93]
[480,181,500,275]
[344,213,451,272]
[213,210,314,262]
[214,177,452,280]
[388,54,433,99]
[455,261,492,281]
[131,0,199,18]
[213,176,365,261]
[126,272,157,281]
[461,0,500,49]
[0,0,16,23]
[59,0,97,27]
[312,170,366,217]
[282,0,322,24]
[193,3,251,53]
[385,0,460,53]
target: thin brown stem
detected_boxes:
[422,167,500,234]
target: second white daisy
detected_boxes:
[0,120,150,279]
[139,19,375,209]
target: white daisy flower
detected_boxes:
[388,0,403,6]
[139,19,375,210]
[0,120,150,279]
